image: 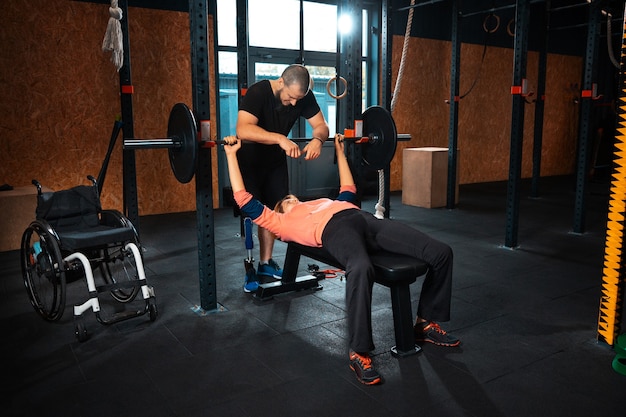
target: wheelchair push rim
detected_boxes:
[21,222,66,321]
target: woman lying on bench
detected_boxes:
[224,134,460,386]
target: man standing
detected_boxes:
[236,64,330,292]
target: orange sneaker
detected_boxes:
[414,321,461,347]
[349,351,382,385]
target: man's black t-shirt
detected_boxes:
[239,79,320,136]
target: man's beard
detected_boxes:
[275,89,293,112]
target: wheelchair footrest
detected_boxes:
[74,297,157,342]
[96,279,145,293]
[96,306,147,325]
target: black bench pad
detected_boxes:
[283,242,428,286]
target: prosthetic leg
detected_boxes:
[243,217,259,292]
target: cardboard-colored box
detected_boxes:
[0,185,51,252]
[402,147,458,208]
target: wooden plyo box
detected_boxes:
[0,185,51,252]
[402,147,458,209]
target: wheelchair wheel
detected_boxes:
[100,244,141,303]
[148,298,158,322]
[21,223,66,321]
[74,317,89,342]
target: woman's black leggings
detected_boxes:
[321,209,453,353]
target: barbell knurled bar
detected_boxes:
[124,138,181,148]
[211,134,379,145]
[123,103,406,183]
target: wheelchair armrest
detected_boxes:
[100,210,140,243]
[100,210,125,226]
[30,218,61,243]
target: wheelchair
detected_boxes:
[20,176,157,342]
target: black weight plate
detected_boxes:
[361,106,397,170]
[167,103,198,183]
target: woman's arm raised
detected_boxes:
[223,136,245,193]
[335,134,355,187]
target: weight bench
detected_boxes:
[254,241,429,357]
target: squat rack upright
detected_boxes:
[117,0,218,313]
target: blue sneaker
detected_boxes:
[257,259,283,279]
[243,268,259,293]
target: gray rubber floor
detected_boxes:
[2,175,625,417]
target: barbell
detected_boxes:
[123,102,406,183]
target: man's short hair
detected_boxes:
[281,64,311,95]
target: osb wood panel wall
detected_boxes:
[0,0,219,216]
[388,35,581,191]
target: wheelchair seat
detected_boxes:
[36,184,136,251]
[21,177,157,341]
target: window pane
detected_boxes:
[306,65,337,135]
[218,52,238,136]
[362,61,367,111]
[303,2,337,53]
[255,63,288,82]
[362,9,368,57]
[249,0,300,49]
[218,51,238,74]
[254,63,337,136]
[216,0,237,47]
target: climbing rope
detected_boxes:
[373,0,415,219]
[390,0,415,113]
[102,0,124,71]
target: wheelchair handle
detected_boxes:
[31,179,42,195]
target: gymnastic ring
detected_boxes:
[507,18,515,37]
[482,13,500,33]
[326,75,348,100]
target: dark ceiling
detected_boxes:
[393,0,626,56]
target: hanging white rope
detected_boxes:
[374,0,415,219]
[390,0,415,113]
[102,0,124,71]
[606,12,620,70]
